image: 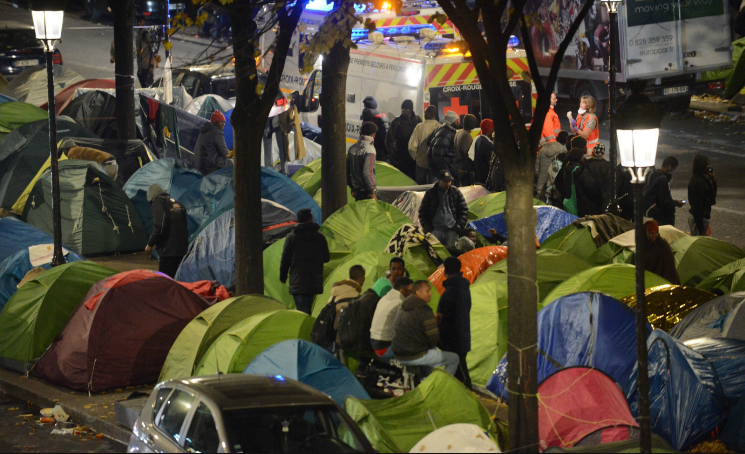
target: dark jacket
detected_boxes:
[346,137,377,194]
[194,122,232,176]
[560,162,604,217]
[641,236,681,285]
[386,113,421,174]
[643,169,677,225]
[688,155,717,233]
[437,273,472,355]
[584,157,610,208]
[279,222,330,295]
[362,107,390,162]
[392,295,439,360]
[419,183,469,234]
[427,124,458,177]
[473,135,494,185]
[147,193,189,257]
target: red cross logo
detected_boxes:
[443,97,469,119]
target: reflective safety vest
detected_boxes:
[577,113,599,153]
[541,107,561,143]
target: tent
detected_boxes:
[344,370,496,453]
[193,310,314,376]
[620,284,714,331]
[697,257,745,294]
[542,264,671,306]
[60,90,118,139]
[176,201,297,289]
[320,200,411,253]
[39,79,116,114]
[22,160,150,256]
[540,224,598,262]
[671,236,745,287]
[429,246,508,294]
[487,292,646,399]
[0,261,116,373]
[0,94,17,103]
[244,339,370,406]
[625,330,728,451]
[723,397,745,451]
[0,102,47,141]
[468,192,545,220]
[669,292,745,342]
[538,367,639,451]
[60,137,154,186]
[33,270,212,392]
[3,65,84,106]
[123,158,202,235]
[468,206,577,245]
[684,337,745,403]
[184,94,234,120]
[586,241,635,266]
[392,185,490,227]
[608,225,688,252]
[138,93,204,167]
[0,119,97,209]
[409,424,501,453]
[476,248,593,302]
[159,295,287,382]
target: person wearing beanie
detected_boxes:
[426,110,460,181]
[583,141,610,208]
[437,256,472,389]
[347,122,379,201]
[419,169,469,247]
[145,184,189,278]
[386,99,422,179]
[641,220,680,284]
[470,119,495,185]
[536,121,568,202]
[454,114,478,185]
[194,110,233,175]
[409,105,442,184]
[280,207,330,315]
[361,96,390,162]
[569,135,587,152]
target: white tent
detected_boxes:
[184,94,234,118]
[609,225,688,251]
[409,424,501,453]
[3,65,83,107]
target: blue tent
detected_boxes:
[176,200,297,288]
[487,292,646,399]
[123,158,202,235]
[223,109,234,150]
[243,339,370,406]
[684,337,745,404]
[0,217,51,262]
[468,206,577,244]
[0,94,17,104]
[625,330,728,451]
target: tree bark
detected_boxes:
[111,0,136,141]
[320,39,351,221]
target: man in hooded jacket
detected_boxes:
[536,130,567,201]
[427,110,460,180]
[559,148,604,217]
[472,119,494,185]
[361,96,390,162]
[688,154,717,236]
[194,110,233,175]
[437,257,472,388]
[386,100,421,179]
[145,184,189,278]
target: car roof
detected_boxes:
[177,63,235,78]
[166,375,337,411]
[0,21,34,31]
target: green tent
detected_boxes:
[159,295,287,382]
[349,227,450,277]
[540,224,598,262]
[671,236,745,288]
[0,102,47,141]
[476,248,594,302]
[319,200,410,252]
[193,310,314,375]
[543,264,671,306]
[0,261,116,373]
[587,241,635,266]
[468,191,545,220]
[696,258,745,294]
[313,251,438,317]
[295,158,416,200]
[291,158,323,196]
[344,370,497,453]
[22,160,149,256]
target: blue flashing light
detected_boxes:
[306,0,333,12]
[274,375,286,381]
[508,35,519,48]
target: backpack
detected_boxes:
[563,167,579,216]
[310,297,355,349]
[336,290,380,353]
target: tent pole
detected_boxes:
[45,47,66,267]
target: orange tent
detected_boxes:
[40,79,115,114]
[429,246,508,294]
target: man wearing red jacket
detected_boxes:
[541,92,561,143]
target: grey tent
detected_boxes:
[60,90,118,140]
[60,137,156,186]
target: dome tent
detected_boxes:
[671,236,745,287]
[467,191,545,220]
[160,295,287,382]
[184,94,234,120]
[319,200,411,252]
[40,78,116,114]
[697,257,745,294]
[669,292,745,342]
[684,337,745,403]
[468,205,577,245]
[539,224,598,262]
[3,64,84,107]
[59,90,119,139]
[0,102,47,141]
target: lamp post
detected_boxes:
[600,0,622,214]
[614,82,663,454]
[30,0,65,267]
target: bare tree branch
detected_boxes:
[503,0,524,42]
[519,16,545,96]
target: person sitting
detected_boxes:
[641,220,680,285]
[372,257,406,298]
[391,280,459,377]
[194,110,233,176]
[370,277,414,360]
[454,228,479,255]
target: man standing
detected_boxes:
[409,106,441,185]
[361,96,390,162]
[688,154,717,236]
[427,111,460,180]
[454,114,477,186]
[643,156,685,226]
[194,110,233,176]
[472,119,494,185]
[392,280,460,377]
[372,257,406,298]
[370,277,414,360]
[135,17,157,88]
[280,208,331,315]
[536,130,567,202]
[641,220,680,285]
[584,142,611,208]
[386,100,421,180]
[145,184,189,278]
[346,122,378,201]
[541,92,562,143]
[418,170,469,247]
[437,257,472,389]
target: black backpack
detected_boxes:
[336,290,381,353]
[310,297,354,349]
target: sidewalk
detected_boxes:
[690,95,743,118]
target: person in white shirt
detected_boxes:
[370,277,414,359]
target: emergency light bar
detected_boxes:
[508,35,519,48]
[352,23,436,41]
[306,0,366,12]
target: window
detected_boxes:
[311,70,322,100]
[181,74,199,96]
[152,387,173,421]
[0,30,39,49]
[156,390,195,443]
[184,403,220,453]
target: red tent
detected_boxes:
[40,79,115,114]
[538,367,639,451]
[429,246,507,294]
[33,270,212,392]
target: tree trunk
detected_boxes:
[320,40,350,221]
[111,0,136,141]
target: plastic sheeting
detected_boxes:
[409,424,501,453]
[394,185,491,227]
[468,206,577,245]
[487,292,646,399]
[625,330,729,451]
[671,236,745,287]
[669,292,745,341]
[684,337,745,403]
[3,65,84,107]
[429,246,508,294]
[621,285,715,332]
[244,340,370,407]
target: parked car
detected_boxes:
[135,1,186,25]
[158,64,237,99]
[127,374,375,453]
[0,21,62,81]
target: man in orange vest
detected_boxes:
[541,92,561,144]
[567,95,599,155]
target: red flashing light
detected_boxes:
[52,52,62,65]
[708,81,724,90]
[143,12,151,16]
[275,97,287,106]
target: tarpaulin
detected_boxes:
[429,246,507,294]
[685,337,745,403]
[621,285,715,332]
[468,205,577,244]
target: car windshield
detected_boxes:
[211,78,236,99]
[0,29,39,49]
[224,405,365,453]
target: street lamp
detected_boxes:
[600,0,622,214]
[30,0,66,267]
[614,82,663,454]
